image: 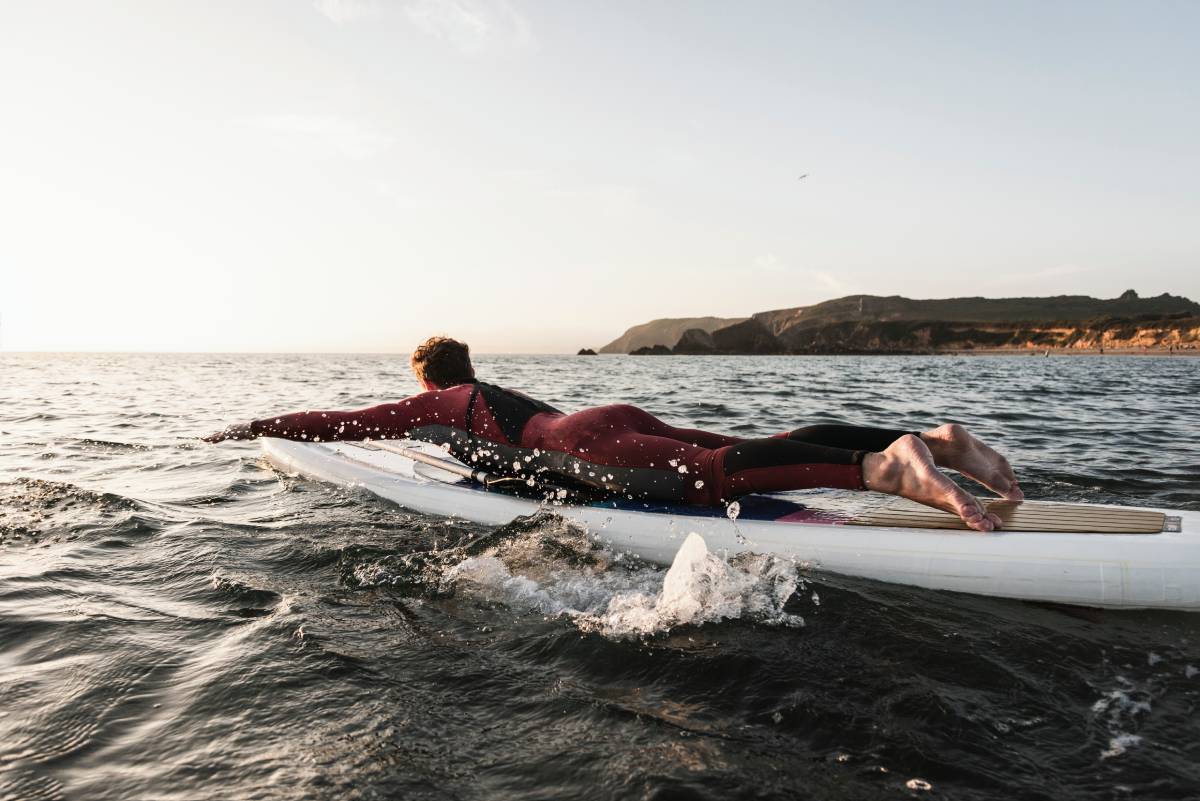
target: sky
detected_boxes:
[1,1,1198,353]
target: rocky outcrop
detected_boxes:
[673,328,717,354]
[630,344,673,355]
[672,319,787,354]
[710,318,787,354]
[576,348,597,355]
[597,316,746,354]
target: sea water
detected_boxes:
[1,353,1198,800]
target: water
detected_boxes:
[2,353,1198,800]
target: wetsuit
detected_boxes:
[249,380,911,505]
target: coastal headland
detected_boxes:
[595,290,1200,356]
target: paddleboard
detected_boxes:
[261,438,1200,611]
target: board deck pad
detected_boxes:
[849,498,1166,534]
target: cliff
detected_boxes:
[604,291,1200,354]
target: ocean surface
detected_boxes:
[2,352,1198,801]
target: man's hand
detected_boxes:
[202,423,255,443]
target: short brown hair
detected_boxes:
[411,336,475,389]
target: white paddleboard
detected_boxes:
[261,438,1200,611]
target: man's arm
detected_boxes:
[202,422,254,443]
[202,400,431,444]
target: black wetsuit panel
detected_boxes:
[723,438,865,474]
[465,380,562,444]
[783,424,912,453]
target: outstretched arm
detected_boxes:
[202,401,426,444]
[202,422,255,443]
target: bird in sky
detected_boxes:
[798,173,809,180]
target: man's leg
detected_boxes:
[546,410,1016,529]
[717,435,1000,532]
[548,427,999,531]
[715,438,867,499]
[782,423,1022,502]
[653,424,744,449]
[565,425,863,506]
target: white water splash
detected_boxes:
[1091,676,1153,760]
[440,530,806,639]
[578,533,804,637]
[1100,734,1143,760]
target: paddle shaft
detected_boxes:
[349,441,612,503]
[360,440,559,494]
[361,440,499,484]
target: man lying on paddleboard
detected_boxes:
[204,337,1023,531]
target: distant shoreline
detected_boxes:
[619,347,1200,357]
[939,347,1199,357]
[599,291,1200,356]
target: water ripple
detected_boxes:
[0,352,1198,800]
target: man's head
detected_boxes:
[410,336,475,391]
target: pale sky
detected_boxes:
[2,1,1198,353]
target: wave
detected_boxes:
[67,438,153,452]
[0,478,148,546]
[340,512,811,639]
[5,413,62,423]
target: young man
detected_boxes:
[205,337,1022,531]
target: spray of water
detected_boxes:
[440,526,806,639]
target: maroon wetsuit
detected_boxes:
[250,380,910,505]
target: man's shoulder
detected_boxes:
[405,384,475,404]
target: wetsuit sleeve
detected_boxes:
[249,398,438,442]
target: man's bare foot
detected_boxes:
[862,435,1000,532]
[919,423,1023,501]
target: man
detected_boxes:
[205,337,1022,531]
